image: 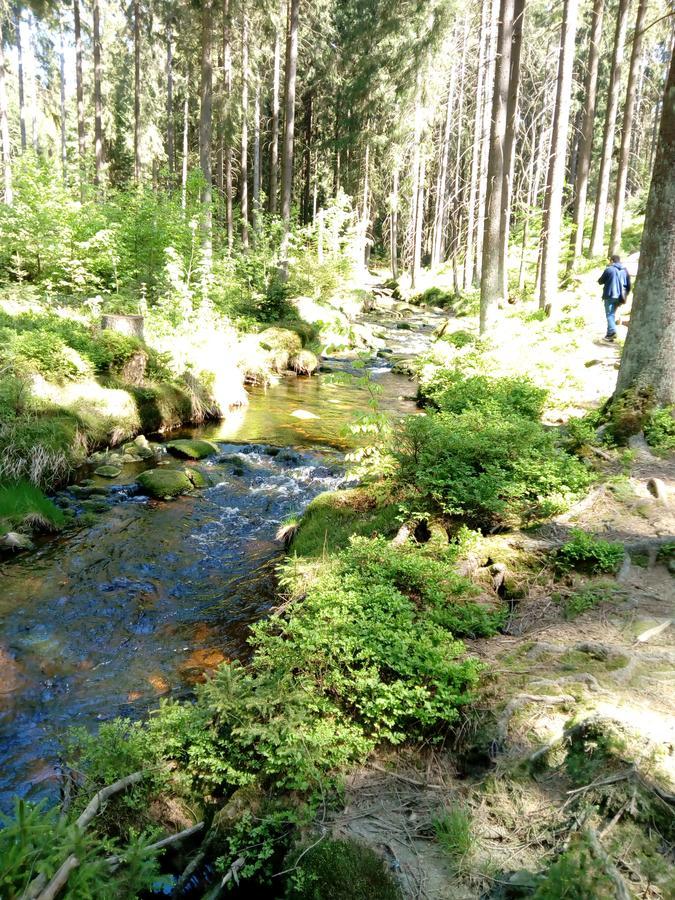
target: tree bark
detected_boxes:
[360,140,369,267]
[223,0,233,252]
[498,0,525,301]
[73,0,85,196]
[268,4,282,214]
[253,83,260,228]
[133,0,141,182]
[302,90,313,224]
[431,57,457,269]
[390,165,399,279]
[181,91,189,211]
[58,15,67,183]
[200,0,213,273]
[14,6,26,153]
[480,0,515,333]
[538,0,579,312]
[475,0,498,286]
[0,22,12,205]
[615,51,675,404]
[166,20,174,176]
[465,2,488,289]
[93,0,104,186]
[589,0,631,257]
[280,0,300,270]
[568,0,604,270]
[240,2,249,250]
[409,76,423,289]
[609,0,648,255]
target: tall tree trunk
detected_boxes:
[360,140,370,267]
[302,91,313,224]
[166,21,174,176]
[609,0,648,255]
[567,0,604,270]
[409,76,423,289]
[498,0,525,301]
[223,0,233,252]
[59,15,67,182]
[431,57,457,269]
[0,23,12,205]
[390,166,399,279]
[475,0,498,286]
[93,0,104,186]
[253,83,260,228]
[452,16,469,279]
[200,0,213,274]
[73,0,86,195]
[268,5,282,214]
[615,51,675,403]
[538,0,579,312]
[589,0,631,257]
[413,154,426,284]
[133,0,141,182]
[14,7,26,153]
[465,2,488,289]
[280,0,300,269]
[240,2,249,250]
[181,91,189,210]
[479,0,515,333]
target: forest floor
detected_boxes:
[317,260,675,899]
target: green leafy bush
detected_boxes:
[533,834,616,899]
[555,530,624,575]
[412,286,455,308]
[563,583,622,619]
[420,370,547,420]
[644,406,675,453]
[440,329,475,349]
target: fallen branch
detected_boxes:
[75,770,145,831]
[585,827,631,900]
[107,822,204,871]
[35,856,79,900]
[368,762,444,790]
[635,620,672,645]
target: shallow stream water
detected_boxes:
[0,307,440,812]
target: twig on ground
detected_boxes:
[34,856,79,900]
[368,762,445,790]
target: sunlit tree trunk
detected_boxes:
[568,0,604,271]
[616,51,674,404]
[475,0,497,286]
[610,0,648,256]
[0,22,12,205]
[223,0,233,252]
[268,5,282,214]
[409,76,423,289]
[93,0,104,187]
[181,92,189,211]
[134,0,141,182]
[280,0,300,270]
[253,83,261,230]
[14,7,26,153]
[73,0,85,196]
[480,0,515,333]
[589,0,631,257]
[538,0,579,312]
[200,0,213,273]
[58,15,67,183]
[166,20,174,176]
[465,1,488,289]
[431,56,457,269]
[390,166,399,279]
[240,2,249,250]
[360,140,370,267]
[302,90,313,223]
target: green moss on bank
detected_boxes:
[0,480,66,536]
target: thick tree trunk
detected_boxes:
[568,0,604,270]
[133,0,141,182]
[240,3,249,250]
[93,0,104,186]
[223,0,233,252]
[14,7,26,153]
[475,0,498,288]
[0,24,12,205]
[465,2,488,289]
[615,52,675,404]
[589,0,631,257]
[73,0,85,196]
[609,0,648,256]
[59,16,67,182]
[538,0,579,312]
[268,6,282,214]
[498,0,525,301]
[479,0,515,333]
[200,0,213,274]
[166,21,174,176]
[280,0,300,269]
[181,92,189,210]
[431,58,457,269]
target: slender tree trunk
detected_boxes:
[360,141,370,267]
[475,0,498,286]
[200,0,213,274]
[333,95,341,195]
[409,76,423,289]
[302,91,313,223]
[390,166,399,279]
[166,21,175,176]
[499,0,525,301]
[181,92,189,210]
[465,2,488,289]
[413,154,426,283]
[431,57,457,269]
[609,0,648,255]
[14,7,26,153]
[518,127,537,291]
[240,3,249,249]
[538,0,579,312]
[452,16,469,279]
[280,0,300,269]
[134,0,141,182]
[568,0,604,270]
[93,0,104,186]
[480,0,515,333]
[73,0,85,196]
[223,0,233,252]
[59,16,67,182]
[253,83,260,228]
[615,51,674,403]
[589,0,631,257]
[268,5,282,214]
[0,24,12,205]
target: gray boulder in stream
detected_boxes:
[166,439,219,460]
[137,468,202,498]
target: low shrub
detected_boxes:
[284,837,401,899]
[420,370,547,420]
[532,833,616,899]
[644,406,675,453]
[412,286,455,308]
[440,329,475,349]
[563,583,622,619]
[555,530,624,575]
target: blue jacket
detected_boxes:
[598,262,631,301]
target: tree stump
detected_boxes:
[101,314,145,339]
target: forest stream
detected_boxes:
[0,303,442,813]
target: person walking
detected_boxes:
[598,254,631,342]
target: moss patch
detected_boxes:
[136,468,194,499]
[165,439,219,460]
[0,480,66,536]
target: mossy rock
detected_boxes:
[94,465,122,478]
[290,350,319,376]
[166,439,219,460]
[186,468,208,488]
[258,327,303,354]
[137,468,194,499]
